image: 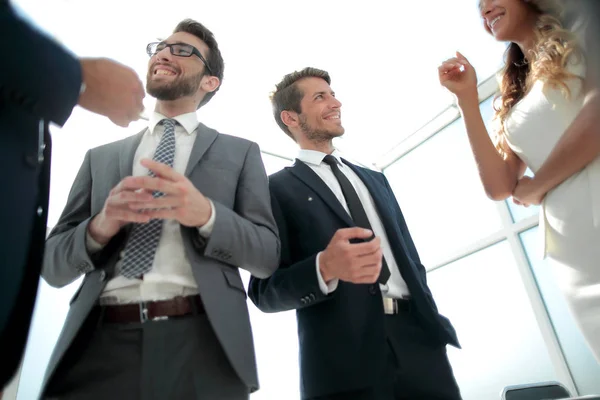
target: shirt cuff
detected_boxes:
[316,251,339,295]
[197,199,215,238]
[86,231,106,254]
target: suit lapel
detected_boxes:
[343,159,419,276]
[119,129,145,178]
[185,123,218,176]
[342,159,406,248]
[289,160,354,227]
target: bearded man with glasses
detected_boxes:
[39,19,280,400]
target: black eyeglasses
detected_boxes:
[146,41,212,74]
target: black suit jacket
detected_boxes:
[0,1,81,387]
[248,158,459,398]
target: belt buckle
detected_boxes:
[139,301,149,323]
[138,301,169,323]
[383,297,397,315]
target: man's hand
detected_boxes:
[319,227,383,284]
[88,176,155,245]
[512,176,545,207]
[127,159,213,227]
[78,58,145,127]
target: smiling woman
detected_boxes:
[441,0,600,364]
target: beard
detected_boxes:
[298,115,344,144]
[146,69,204,101]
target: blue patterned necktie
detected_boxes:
[120,119,177,279]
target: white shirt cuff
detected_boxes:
[197,199,215,238]
[86,231,105,254]
[316,251,339,295]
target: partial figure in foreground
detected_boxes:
[1,1,144,391]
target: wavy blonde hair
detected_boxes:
[492,0,584,157]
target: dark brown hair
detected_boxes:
[270,67,331,139]
[174,19,224,108]
[491,3,583,157]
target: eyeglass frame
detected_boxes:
[146,41,213,75]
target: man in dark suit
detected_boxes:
[0,1,144,392]
[248,67,462,400]
[40,19,279,400]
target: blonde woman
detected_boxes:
[438,0,600,360]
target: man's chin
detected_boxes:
[147,85,179,101]
[333,127,345,137]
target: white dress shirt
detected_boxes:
[297,149,411,299]
[87,111,216,304]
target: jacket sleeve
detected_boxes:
[1,2,82,126]
[248,190,335,313]
[42,150,105,287]
[196,142,281,279]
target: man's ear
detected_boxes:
[281,110,299,128]
[201,76,220,93]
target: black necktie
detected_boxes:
[322,155,391,284]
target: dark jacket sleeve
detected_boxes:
[1,2,82,126]
[248,190,334,313]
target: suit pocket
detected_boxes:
[222,269,247,298]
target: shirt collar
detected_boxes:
[297,149,344,166]
[148,111,199,135]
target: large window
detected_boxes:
[428,241,559,400]
[383,113,503,267]
[383,95,600,398]
[520,227,600,395]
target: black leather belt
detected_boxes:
[383,297,411,314]
[97,295,204,324]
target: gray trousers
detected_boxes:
[43,308,249,400]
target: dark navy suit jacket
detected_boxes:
[249,158,460,398]
[0,1,81,387]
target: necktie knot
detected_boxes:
[161,118,177,130]
[323,154,339,167]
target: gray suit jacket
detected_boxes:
[40,123,280,393]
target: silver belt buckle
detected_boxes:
[139,301,149,323]
[138,301,169,323]
[382,297,397,315]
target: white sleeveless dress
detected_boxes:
[504,57,600,362]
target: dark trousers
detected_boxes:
[309,309,462,400]
[43,307,248,400]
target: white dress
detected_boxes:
[504,57,600,362]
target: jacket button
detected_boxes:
[24,154,38,168]
[37,206,43,216]
[368,285,378,295]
